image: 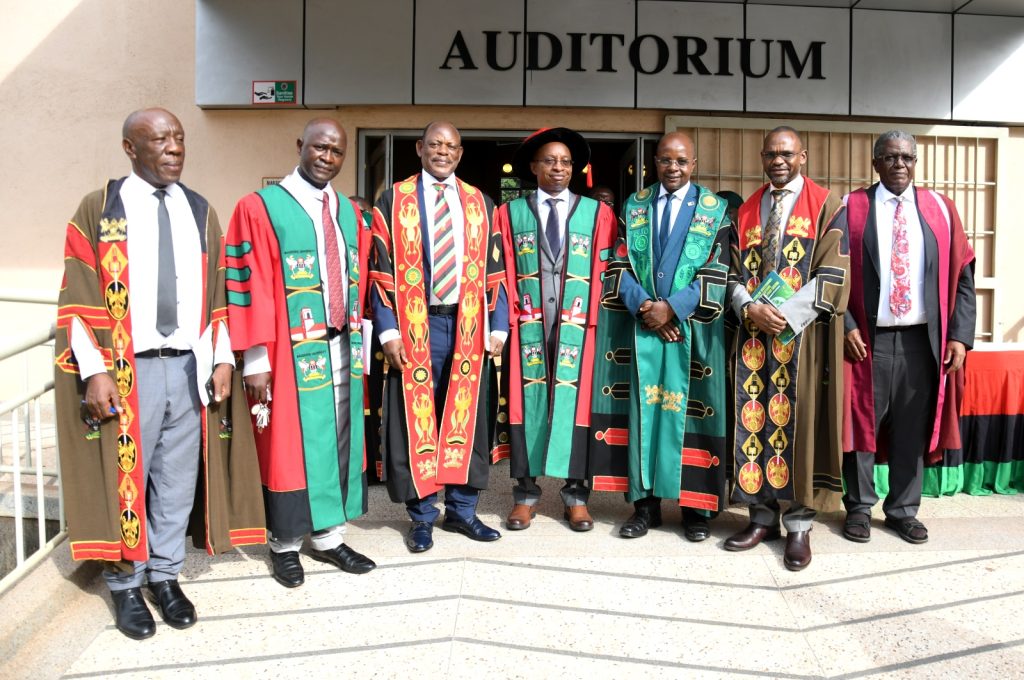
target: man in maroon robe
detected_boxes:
[835,129,976,544]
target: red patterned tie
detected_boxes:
[889,197,912,318]
[431,183,458,303]
[321,191,346,330]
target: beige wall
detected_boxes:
[1,0,1022,398]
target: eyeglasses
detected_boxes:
[535,157,573,168]
[760,151,799,161]
[876,154,917,166]
[655,157,690,168]
[424,140,461,152]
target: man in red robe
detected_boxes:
[226,119,376,588]
[835,130,975,544]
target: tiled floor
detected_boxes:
[49,465,1024,679]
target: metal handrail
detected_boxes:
[0,318,63,595]
[0,324,56,363]
[0,289,58,305]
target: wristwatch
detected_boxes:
[742,302,754,322]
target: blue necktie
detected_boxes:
[659,193,674,253]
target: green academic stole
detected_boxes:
[260,184,364,526]
[624,185,724,499]
[508,197,599,477]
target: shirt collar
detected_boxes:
[876,181,916,205]
[658,182,691,201]
[537,187,571,204]
[422,170,458,192]
[124,172,182,200]
[282,167,334,204]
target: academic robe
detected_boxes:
[368,176,508,502]
[55,179,266,570]
[729,178,849,509]
[614,184,731,508]
[494,193,625,484]
[225,185,368,539]
[836,184,976,462]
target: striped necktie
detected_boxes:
[761,189,789,276]
[431,182,458,304]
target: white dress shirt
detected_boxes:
[729,175,805,317]
[377,171,506,346]
[535,187,572,250]
[243,167,349,376]
[71,172,232,379]
[656,182,692,240]
[874,183,927,327]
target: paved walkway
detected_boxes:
[20,464,1024,678]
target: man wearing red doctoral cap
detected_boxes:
[493,127,626,532]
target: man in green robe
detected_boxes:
[612,132,732,541]
[226,119,375,588]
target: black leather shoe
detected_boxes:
[783,529,812,571]
[619,503,663,538]
[270,550,305,588]
[406,521,434,553]
[310,544,377,575]
[723,522,782,551]
[111,587,156,640]
[148,580,196,630]
[441,515,501,542]
[682,509,711,542]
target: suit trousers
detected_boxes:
[406,313,479,523]
[749,501,816,533]
[513,477,590,507]
[270,331,349,553]
[842,325,937,520]
[104,353,201,591]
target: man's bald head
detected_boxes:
[417,120,463,180]
[655,132,697,192]
[296,118,347,188]
[121,108,185,187]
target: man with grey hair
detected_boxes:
[833,129,976,544]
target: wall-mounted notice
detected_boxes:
[251,81,297,105]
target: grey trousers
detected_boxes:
[842,325,936,520]
[269,331,350,553]
[105,353,201,591]
[513,477,590,507]
[749,501,816,533]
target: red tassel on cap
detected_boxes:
[585,163,593,188]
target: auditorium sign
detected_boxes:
[408,0,850,113]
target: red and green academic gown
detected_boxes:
[613,184,731,509]
[838,185,975,463]
[368,176,507,502]
[494,195,626,485]
[225,185,367,539]
[55,179,266,569]
[729,178,848,509]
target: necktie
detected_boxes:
[431,183,458,304]
[889,197,912,318]
[762,189,789,275]
[659,193,675,253]
[154,189,177,336]
[321,191,346,330]
[545,198,562,257]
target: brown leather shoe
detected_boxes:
[564,505,594,532]
[783,529,812,571]
[723,522,782,551]
[506,504,536,530]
